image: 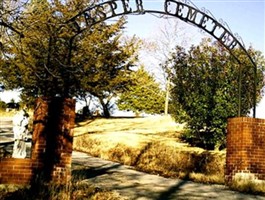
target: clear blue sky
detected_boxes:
[124,0,265,118]
[125,0,265,54]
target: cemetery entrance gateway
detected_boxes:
[0,0,262,186]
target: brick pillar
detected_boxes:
[226,117,265,184]
[31,97,75,183]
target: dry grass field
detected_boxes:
[73,115,226,184]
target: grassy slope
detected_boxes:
[73,115,226,184]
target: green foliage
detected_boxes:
[75,20,141,117]
[117,66,165,115]
[0,0,140,116]
[0,100,7,111]
[165,39,265,150]
[20,92,36,109]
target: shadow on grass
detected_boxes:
[72,163,122,181]
[75,117,95,127]
[131,142,152,166]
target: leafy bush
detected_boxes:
[165,39,265,150]
[180,126,226,150]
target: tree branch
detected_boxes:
[0,20,24,37]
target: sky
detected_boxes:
[124,0,265,53]
[0,0,264,117]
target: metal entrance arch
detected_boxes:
[67,0,258,117]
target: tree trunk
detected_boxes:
[102,103,110,118]
[99,98,110,118]
[164,78,170,115]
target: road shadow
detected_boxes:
[156,180,188,200]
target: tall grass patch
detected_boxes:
[74,130,225,184]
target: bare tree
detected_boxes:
[138,18,193,114]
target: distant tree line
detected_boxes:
[0,99,20,111]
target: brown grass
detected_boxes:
[73,115,226,184]
[0,182,125,200]
[229,179,265,195]
[0,110,17,117]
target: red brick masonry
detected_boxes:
[0,97,75,185]
[226,117,265,184]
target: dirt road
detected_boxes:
[0,117,13,143]
[72,151,265,200]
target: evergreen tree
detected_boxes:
[0,0,140,117]
[117,66,165,115]
[75,20,141,117]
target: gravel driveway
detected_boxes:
[72,151,265,200]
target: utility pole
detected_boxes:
[164,77,170,115]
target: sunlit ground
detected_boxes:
[73,115,226,184]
